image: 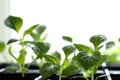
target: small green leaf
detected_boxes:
[97,45,104,50]
[44,55,60,64]
[105,41,115,49]
[7,39,18,44]
[52,51,61,61]
[4,15,23,32]
[62,45,76,56]
[36,25,46,36]
[0,42,5,53]
[89,34,107,48]
[74,44,92,53]
[62,36,73,42]
[32,42,50,58]
[40,63,60,79]
[62,65,81,77]
[23,24,38,38]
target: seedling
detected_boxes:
[4,15,49,77]
[63,34,108,80]
[39,37,80,80]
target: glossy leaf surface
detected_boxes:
[89,34,107,48]
[74,44,92,53]
[40,63,59,79]
[5,15,23,32]
[62,45,76,56]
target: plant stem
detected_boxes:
[22,64,25,77]
[91,67,94,80]
[59,74,62,80]
[59,56,68,80]
[20,38,26,77]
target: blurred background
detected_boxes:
[1,0,120,64]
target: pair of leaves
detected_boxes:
[22,24,39,38]
[76,51,107,70]
[5,16,40,45]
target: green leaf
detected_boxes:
[62,45,76,56]
[97,45,104,50]
[40,63,59,79]
[32,42,50,58]
[30,33,37,41]
[0,42,5,53]
[4,15,23,32]
[23,24,38,38]
[30,25,46,41]
[95,55,108,67]
[17,49,26,65]
[74,44,92,53]
[62,65,81,77]
[89,34,107,48]
[36,25,46,36]
[62,36,73,42]
[52,51,61,61]
[44,55,60,64]
[76,51,101,70]
[118,38,120,42]
[5,65,19,73]
[105,41,115,49]
[7,39,18,44]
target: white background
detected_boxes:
[10,0,120,52]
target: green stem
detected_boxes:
[59,73,62,80]
[59,56,68,80]
[84,70,89,79]
[91,67,95,80]
[22,64,25,77]
[20,38,26,77]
